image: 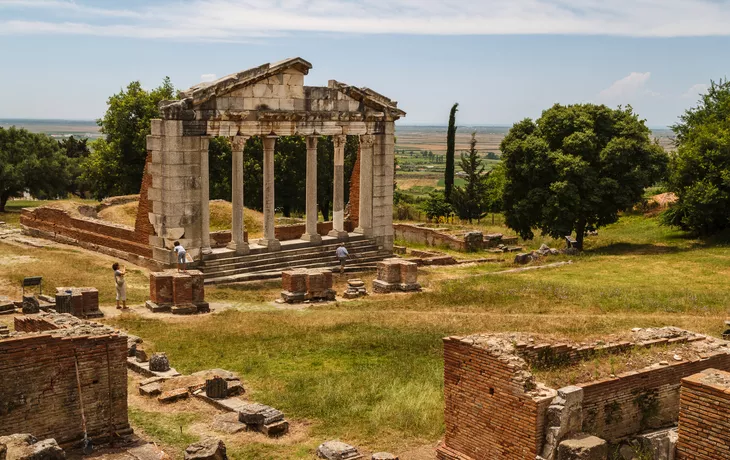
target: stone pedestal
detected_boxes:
[205,377,229,399]
[148,270,207,314]
[281,269,335,303]
[372,259,421,293]
[343,279,367,299]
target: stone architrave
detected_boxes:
[329,134,348,239]
[260,136,281,251]
[301,136,323,243]
[228,136,249,254]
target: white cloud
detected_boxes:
[682,83,709,99]
[598,72,659,102]
[3,0,730,41]
[200,73,217,82]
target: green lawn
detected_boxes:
[103,212,730,457]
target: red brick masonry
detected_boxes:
[1,320,131,445]
[677,368,730,460]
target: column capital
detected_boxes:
[306,135,319,150]
[231,135,249,152]
[359,134,374,148]
[333,134,346,149]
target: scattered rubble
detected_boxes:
[556,434,607,460]
[342,278,367,299]
[514,244,563,264]
[317,441,363,460]
[184,438,227,460]
[238,403,289,436]
[0,434,65,460]
[149,352,171,372]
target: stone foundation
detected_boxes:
[281,269,335,303]
[372,259,421,293]
[54,287,103,318]
[147,270,208,314]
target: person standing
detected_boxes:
[173,241,187,272]
[336,244,349,275]
[112,263,127,310]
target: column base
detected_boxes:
[354,227,373,237]
[300,233,323,244]
[259,238,281,251]
[201,246,213,255]
[328,230,349,239]
[227,242,250,255]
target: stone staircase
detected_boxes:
[200,235,391,284]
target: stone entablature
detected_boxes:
[143,57,403,264]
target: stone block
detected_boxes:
[205,377,228,399]
[149,352,171,372]
[376,260,401,284]
[317,440,363,460]
[171,304,198,315]
[211,413,247,435]
[399,261,418,284]
[172,273,194,305]
[372,279,396,294]
[158,388,189,404]
[238,403,285,426]
[372,454,398,460]
[150,272,174,305]
[139,383,162,397]
[557,434,607,460]
[261,420,289,437]
[145,300,171,313]
[184,438,226,460]
[0,436,64,460]
[189,270,205,302]
[282,270,307,293]
[636,428,677,460]
[22,295,39,314]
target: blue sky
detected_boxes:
[1,0,729,127]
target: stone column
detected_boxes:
[200,136,212,255]
[329,134,348,239]
[260,135,281,251]
[301,136,322,244]
[228,136,249,254]
[355,134,374,236]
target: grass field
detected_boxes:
[2,205,728,458]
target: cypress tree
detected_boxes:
[445,103,459,202]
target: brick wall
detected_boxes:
[579,351,730,442]
[134,152,155,244]
[0,332,131,446]
[437,336,555,460]
[21,206,153,260]
[677,368,730,459]
[348,144,360,227]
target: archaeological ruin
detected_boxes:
[436,328,730,460]
[22,58,404,283]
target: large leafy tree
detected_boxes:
[0,127,70,211]
[444,103,458,202]
[501,103,667,250]
[83,78,176,199]
[663,80,730,235]
[59,136,91,198]
[451,133,488,223]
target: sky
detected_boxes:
[1,0,729,127]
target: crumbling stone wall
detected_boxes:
[437,335,556,460]
[21,206,154,263]
[677,368,730,459]
[0,325,131,445]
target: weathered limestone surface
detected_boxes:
[372,259,421,293]
[281,268,335,303]
[184,438,227,460]
[144,58,404,264]
[317,441,363,460]
[556,434,607,460]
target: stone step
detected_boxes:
[201,239,377,267]
[201,243,380,272]
[204,257,387,285]
[202,251,390,281]
[201,234,369,262]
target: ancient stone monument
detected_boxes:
[141,57,405,265]
[281,268,335,303]
[372,259,421,293]
[147,270,208,314]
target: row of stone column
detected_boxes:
[200,134,372,255]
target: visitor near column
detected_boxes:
[113,262,127,310]
[336,244,350,274]
[174,241,187,272]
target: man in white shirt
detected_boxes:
[336,244,349,274]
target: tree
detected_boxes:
[451,133,488,223]
[317,136,334,220]
[59,136,92,197]
[0,127,69,211]
[484,162,506,224]
[501,103,668,250]
[208,136,233,201]
[422,190,452,221]
[445,103,459,202]
[82,78,176,199]
[663,80,730,235]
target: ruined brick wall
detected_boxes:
[0,333,131,445]
[134,152,155,244]
[579,353,730,442]
[21,207,153,260]
[347,145,360,227]
[13,315,60,333]
[438,337,554,460]
[677,369,730,459]
[393,224,466,251]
